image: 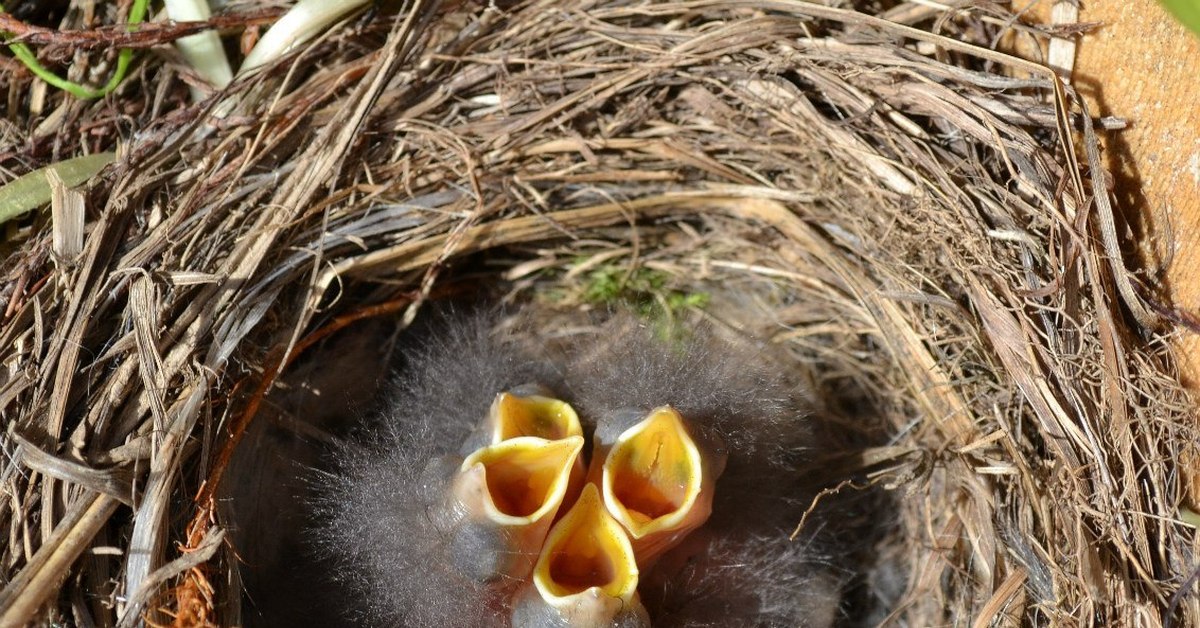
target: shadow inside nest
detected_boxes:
[221,279,901,627]
[221,318,397,628]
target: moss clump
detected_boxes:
[579,264,710,339]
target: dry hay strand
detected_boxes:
[0,0,1197,626]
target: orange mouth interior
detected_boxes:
[493,393,581,442]
[548,539,620,595]
[604,407,700,531]
[609,449,685,523]
[465,436,583,518]
[536,484,638,600]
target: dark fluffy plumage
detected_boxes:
[314,309,845,627]
[563,317,809,467]
[313,311,566,627]
[564,317,844,626]
[641,532,842,628]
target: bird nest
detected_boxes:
[1,1,1197,626]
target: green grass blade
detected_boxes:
[0,0,150,99]
[1160,0,1200,36]
[0,152,116,224]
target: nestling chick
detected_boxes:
[315,309,845,627]
[313,312,569,627]
[512,483,651,627]
[563,317,846,627]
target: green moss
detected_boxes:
[578,263,709,340]
[582,266,666,305]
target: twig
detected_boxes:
[0,9,283,51]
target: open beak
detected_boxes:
[513,484,649,627]
[488,392,582,442]
[594,406,725,565]
[487,392,586,509]
[447,435,585,581]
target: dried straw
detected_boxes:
[1,0,1196,626]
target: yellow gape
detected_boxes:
[482,392,586,511]
[512,484,649,627]
[536,484,638,600]
[447,435,585,582]
[458,435,584,524]
[601,406,720,564]
[488,392,583,443]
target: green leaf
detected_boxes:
[0,153,116,225]
[1160,0,1200,36]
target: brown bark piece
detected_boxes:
[1064,0,1200,378]
[1025,0,1200,505]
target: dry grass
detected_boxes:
[0,0,1197,626]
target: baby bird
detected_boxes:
[314,312,569,627]
[314,309,845,627]
[562,317,845,627]
[512,483,650,627]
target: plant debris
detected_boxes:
[0,1,1196,626]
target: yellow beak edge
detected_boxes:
[598,405,724,565]
[447,435,585,580]
[513,484,649,627]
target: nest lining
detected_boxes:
[0,0,1197,626]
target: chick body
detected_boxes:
[316,310,845,627]
[563,317,845,627]
[314,312,567,627]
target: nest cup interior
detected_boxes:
[1,1,1197,627]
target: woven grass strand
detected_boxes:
[0,1,1194,626]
